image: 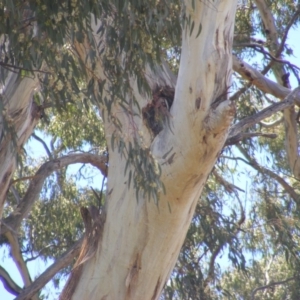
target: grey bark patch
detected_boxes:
[215,28,219,47]
[2,169,12,183]
[195,97,201,110]
[11,109,23,119]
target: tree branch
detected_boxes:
[5,232,39,300]
[212,170,245,193]
[228,87,300,139]
[251,277,295,300]
[235,43,300,72]
[0,153,108,236]
[32,133,53,159]
[225,132,277,146]
[261,6,300,76]
[237,145,300,203]
[0,265,23,296]
[15,238,83,300]
[0,62,51,74]
[254,0,300,179]
[232,56,291,99]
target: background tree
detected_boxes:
[0,0,300,299]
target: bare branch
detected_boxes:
[15,238,83,300]
[225,132,277,146]
[237,145,300,203]
[232,56,291,99]
[235,43,300,72]
[262,6,300,75]
[0,153,107,236]
[254,0,300,179]
[212,170,245,193]
[251,277,295,300]
[32,133,53,159]
[0,265,23,296]
[0,62,51,75]
[5,232,39,300]
[228,87,300,139]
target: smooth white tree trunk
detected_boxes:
[62,1,238,299]
[0,73,40,218]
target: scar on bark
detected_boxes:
[142,85,174,136]
[211,82,231,109]
[125,253,142,297]
[195,97,201,110]
[162,152,176,165]
[151,276,162,300]
[60,206,105,300]
[3,169,12,183]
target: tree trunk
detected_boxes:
[0,73,40,218]
[62,1,238,299]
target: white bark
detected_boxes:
[65,1,238,299]
[0,73,40,218]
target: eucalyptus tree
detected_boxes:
[0,0,300,300]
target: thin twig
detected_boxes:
[251,277,295,300]
[0,62,51,74]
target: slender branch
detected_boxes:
[5,232,39,300]
[0,153,108,236]
[24,244,58,263]
[230,81,252,101]
[15,238,83,300]
[232,56,291,99]
[32,133,53,159]
[228,87,300,139]
[0,62,51,74]
[236,43,300,71]
[212,170,245,193]
[237,145,300,203]
[225,132,277,146]
[251,277,295,300]
[262,7,300,75]
[0,265,23,296]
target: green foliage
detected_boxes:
[26,183,95,261]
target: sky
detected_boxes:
[1,17,300,300]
